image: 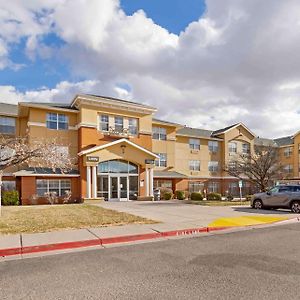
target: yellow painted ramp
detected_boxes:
[208,216,288,228]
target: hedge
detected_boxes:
[2,190,19,206]
[175,190,185,200]
[206,192,222,201]
[190,192,203,201]
[159,188,173,200]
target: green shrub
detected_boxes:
[190,192,203,201]
[2,190,19,206]
[164,192,173,200]
[175,190,185,200]
[159,188,173,200]
[206,192,222,201]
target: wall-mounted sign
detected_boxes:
[145,159,155,164]
[86,156,99,163]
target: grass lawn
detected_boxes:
[0,204,157,235]
[186,200,251,206]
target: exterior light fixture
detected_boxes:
[121,144,126,154]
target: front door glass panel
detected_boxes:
[111,177,118,199]
[120,177,128,199]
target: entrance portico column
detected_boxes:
[92,166,97,198]
[86,166,91,199]
[149,167,154,197]
[145,167,149,196]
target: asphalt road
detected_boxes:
[1,224,300,300]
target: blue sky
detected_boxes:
[0,0,206,92]
[1,0,300,138]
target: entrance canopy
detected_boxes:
[78,138,158,167]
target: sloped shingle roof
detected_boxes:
[176,127,213,138]
[274,136,294,147]
[0,103,18,116]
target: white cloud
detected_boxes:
[1,0,300,138]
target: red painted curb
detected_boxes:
[101,232,162,245]
[0,226,232,258]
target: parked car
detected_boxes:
[251,185,300,213]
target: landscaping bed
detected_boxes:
[0,204,157,235]
[186,200,251,206]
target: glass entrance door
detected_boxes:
[109,176,129,201]
[110,177,118,200]
[119,176,128,201]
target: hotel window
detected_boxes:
[208,182,219,193]
[208,141,218,152]
[36,179,71,197]
[242,143,250,154]
[284,164,293,173]
[100,115,109,131]
[114,116,124,132]
[189,138,200,150]
[46,113,68,130]
[284,147,293,157]
[154,180,172,189]
[0,116,16,134]
[228,182,238,196]
[189,181,204,193]
[208,161,219,172]
[152,127,167,140]
[155,153,167,167]
[189,160,200,171]
[128,118,138,135]
[228,142,237,154]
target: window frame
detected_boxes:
[46,113,69,130]
[189,160,201,171]
[0,116,16,134]
[152,127,167,141]
[208,161,219,172]
[228,142,237,154]
[114,116,124,133]
[208,141,219,153]
[128,118,138,135]
[99,115,109,132]
[36,179,71,197]
[155,153,167,167]
[189,138,200,150]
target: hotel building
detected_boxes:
[0,94,298,204]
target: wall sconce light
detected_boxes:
[121,144,126,154]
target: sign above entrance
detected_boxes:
[87,156,99,163]
[145,159,155,165]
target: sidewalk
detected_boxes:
[1,214,298,260]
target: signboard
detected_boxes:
[86,156,99,163]
[145,159,155,165]
[238,180,243,188]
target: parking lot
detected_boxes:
[96,200,299,229]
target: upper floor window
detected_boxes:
[208,161,219,172]
[114,116,124,132]
[128,118,138,135]
[189,160,200,171]
[228,142,237,154]
[208,141,219,152]
[152,127,167,140]
[242,143,250,154]
[100,115,109,131]
[0,116,15,134]
[155,153,167,167]
[284,147,293,157]
[46,113,68,130]
[189,138,200,150]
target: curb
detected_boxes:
[1,218,299,258]
[0,226,228,258]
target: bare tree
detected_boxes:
[224,145,283,192]
[0,135,74,212]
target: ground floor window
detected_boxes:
[188,181,204,193]
[154,179,172,189]
[228,182,238,196]
[207,182,219,193]
[36,179,71,197]
[1,180,16,191]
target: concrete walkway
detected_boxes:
[0,200,299,260]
